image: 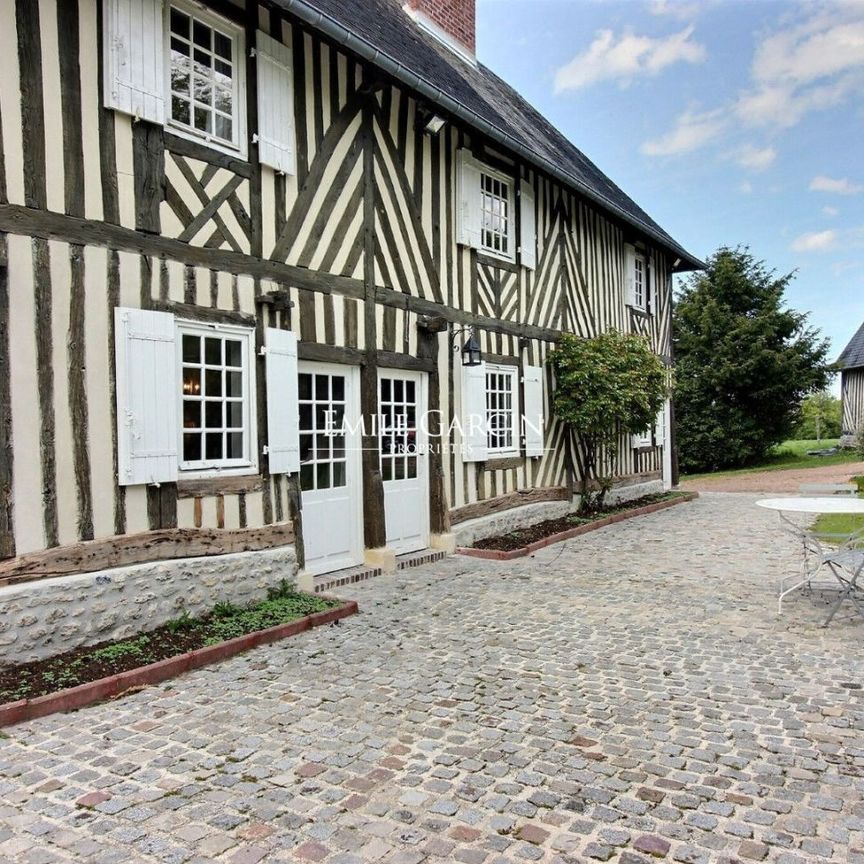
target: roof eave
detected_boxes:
[276,0,705,271]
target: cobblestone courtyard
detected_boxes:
[1,493,863,864]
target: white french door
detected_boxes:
[379,370,429,554]
[298,362,363,576]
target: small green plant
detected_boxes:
[165,611,196,633]
[212,600,240,618]
[90,636,151,662]
[855,423,864,460]
[266,578,295,600]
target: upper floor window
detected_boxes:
[167,3,245,155]
[633,254,646,310]
[480,172,512,258]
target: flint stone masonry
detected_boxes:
[453,479,664,546]
[0,546,297,663]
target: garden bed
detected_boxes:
[459,492,697,560]
[0,582,356,727]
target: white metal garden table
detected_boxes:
[757,497,864,626]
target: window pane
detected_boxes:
[300,434,313,463]
[193,19,211,49]
[332,376,345,401]
[205,401,222,429]
[381,379,391,401]
[226,371,242,397]
[300,463,314,491]
[183,433,201,462]
[331,435,345,459]
[316,463,330,489]
[194,106,211,133]
[214,115,232,142]
[332,462,346,488]
[227,401,243,429]
[224,339,241,367]
[381,458,392,482]
[183,401,201,429]
[227,432,243,459]
[172,67,190,96]
[394,380,403,401]
[298,374,312,400]
[299,404,313,431]
[316,434,331,459]
[205,369,222,396]
[394,458,405,480]
[171,37,190,58]
[193,48,211,71]
[205,432,223,460]
[407,457,417,479]
[215,59,232,78]
[172,96,190,126]
[213,31,232,59]
[182,335,199,363]
[194,76,212,106]
[170,8,190,38]
[315,375,329,400]
[182,368,201,396]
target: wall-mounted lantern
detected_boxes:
[452,325,482,367]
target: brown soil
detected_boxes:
[0,591,338,704]
[679,462,864,494]
[472,493,680,551]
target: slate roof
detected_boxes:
[274,0,704,270]
[838,321,864,370]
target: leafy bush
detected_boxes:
[855,424,864,460]
[549,330,667,512]
[793,392,842,440]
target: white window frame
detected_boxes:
[176,319,257,477]
[479,165,516,263]
[164,0,247,159]
[633,253,647,311]
[485,363,520,457]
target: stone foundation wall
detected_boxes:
[0,547,297,664]
[453,479,665,547]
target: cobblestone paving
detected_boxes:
[1,492,863,864]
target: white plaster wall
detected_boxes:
[0,547,297,664]
[453,480,665,547]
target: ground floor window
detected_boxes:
[179,322,255,471]
[486,364,519,456]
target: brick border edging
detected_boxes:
[456,492,699,561]
[0,599,358,728]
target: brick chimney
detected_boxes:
[404,0,476,57]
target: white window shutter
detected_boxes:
[103,0,165,124]
[523,365,544,457]
[646,258,653,314]
[114,307,177,486]
[461,361,487,462]
[255,31,296,175]
[655,404,666,444]
[519,182,537,270]
[624,244,636,307]
[456,150,482,249]
[265,328,300,474]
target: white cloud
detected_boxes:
[822,205,839,216]
[791,229,838,252]
[809,175,863,195]
[640,108,724,156]
[554,26,706,92]
[649,0,701,21]
[734,145,777,171]
[738,181,753,195]
[735,8,864,128]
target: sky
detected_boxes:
[476,0,864,384]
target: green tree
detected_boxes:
[674,246,831,473]
[793,392,842,441]
[549,330,667,513]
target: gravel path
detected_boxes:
[680,460,864,493]
[1,493,863,863]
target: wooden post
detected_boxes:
[361,91,387,550]
[418,326,449,536]
[0,235,14,559]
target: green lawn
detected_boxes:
[681,439,860,482]
[812,475,864,544]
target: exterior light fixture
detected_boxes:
[424,114,446,135]
[451,325,482,366]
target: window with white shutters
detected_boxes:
[460,362,488,463]
[178,321,256,472]
[485,364,519,456]
[265,328,300,474]
[165,2,246,156]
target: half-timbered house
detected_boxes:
[838,322,864,447]
[0,0,701,657]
